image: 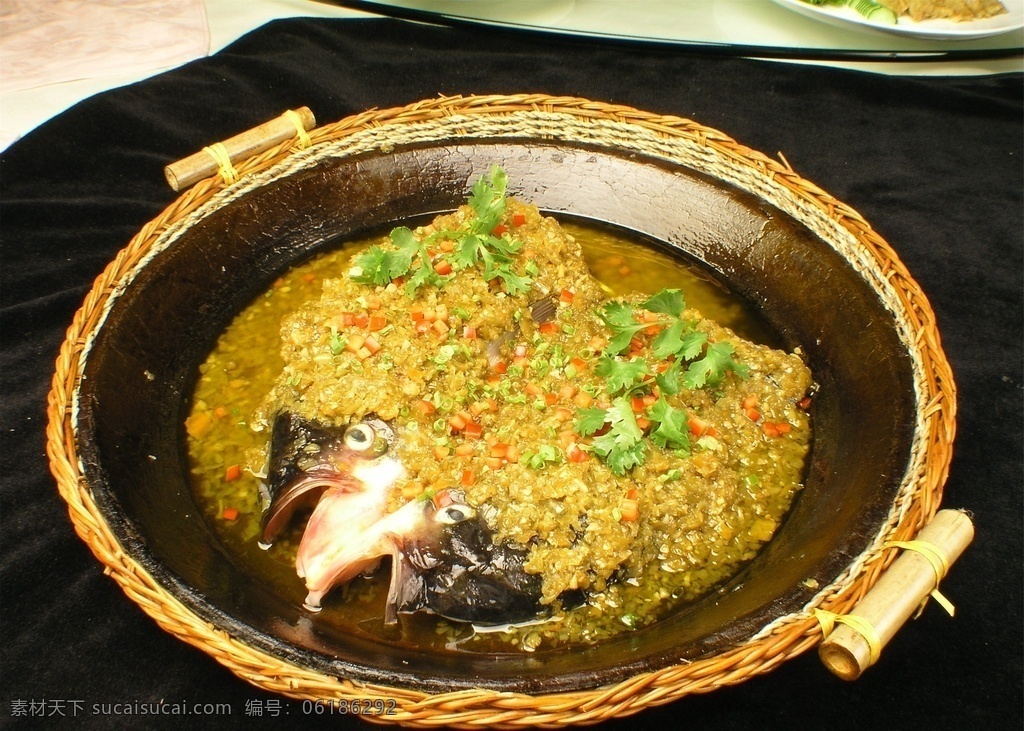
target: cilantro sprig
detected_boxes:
[349,226,418,287]
[647,397,690,451]
[348,165,534,297]
[598,290,686,355]
[578,398,646,476]
[596,288,748,390]
[575,395,690,476]
[595,354,650,395]
[467,164,508,231]
[682,341,747,390]
[575,287,748,475]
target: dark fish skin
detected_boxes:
[392,492,544,626]
[259,412,394,547]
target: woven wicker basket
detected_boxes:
[46,95,955,727]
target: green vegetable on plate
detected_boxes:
[801,0,898,24]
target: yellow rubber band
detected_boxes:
[814,608,837,636]
[926,587,956,616]
[887,539,949,579]
[886,539,956,616]
[284,109,312,149]
[203,143,238,185]
[814,609,882,666]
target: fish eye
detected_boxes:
[343,423,376,452]
[435,504,476,525]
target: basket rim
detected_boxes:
[46,93,956,728]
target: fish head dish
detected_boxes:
[72,139,922,694]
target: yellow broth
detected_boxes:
[186,214,810,652]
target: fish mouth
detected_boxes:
[259,411,414,613]
[258,469,352,550]
[295,454,409,613]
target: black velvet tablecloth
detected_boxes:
[1,17,1021,730]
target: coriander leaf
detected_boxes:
[604,439,647,476]
[350,226,419,285]
[480,246,531,295]
[389,226,420,252]
[642,288,686,318]
[682,341,747,390]
[453,233,484,269]
[598,301,639,330]
[655,360,683,396]
[349,246,392,285]
[682,359,712,390]
[589,397,646,475]
[489,165,508,195]
[468,166,507,233]
[648,397,690,451]
[479,246,497,274]
[404,255,443,296]
[486,232,522,257]
[492,263,532,296]
[597,302,646,355]
[574,407,608,437]
[385,251,416,281]
[651,320,685,360]
[604,329,636,356]
[596,354,651,395]
[596,398,642,443]
[679,331,708,361]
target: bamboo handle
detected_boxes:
[164,107,316,191]
[819,509,974,680]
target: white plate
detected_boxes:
[770,0,1024,40]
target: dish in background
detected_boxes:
[770,0,1024,39]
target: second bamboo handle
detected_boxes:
[819,509,974,680]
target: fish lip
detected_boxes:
[259,472,359,547]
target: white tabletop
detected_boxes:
[2,0,1021,151]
